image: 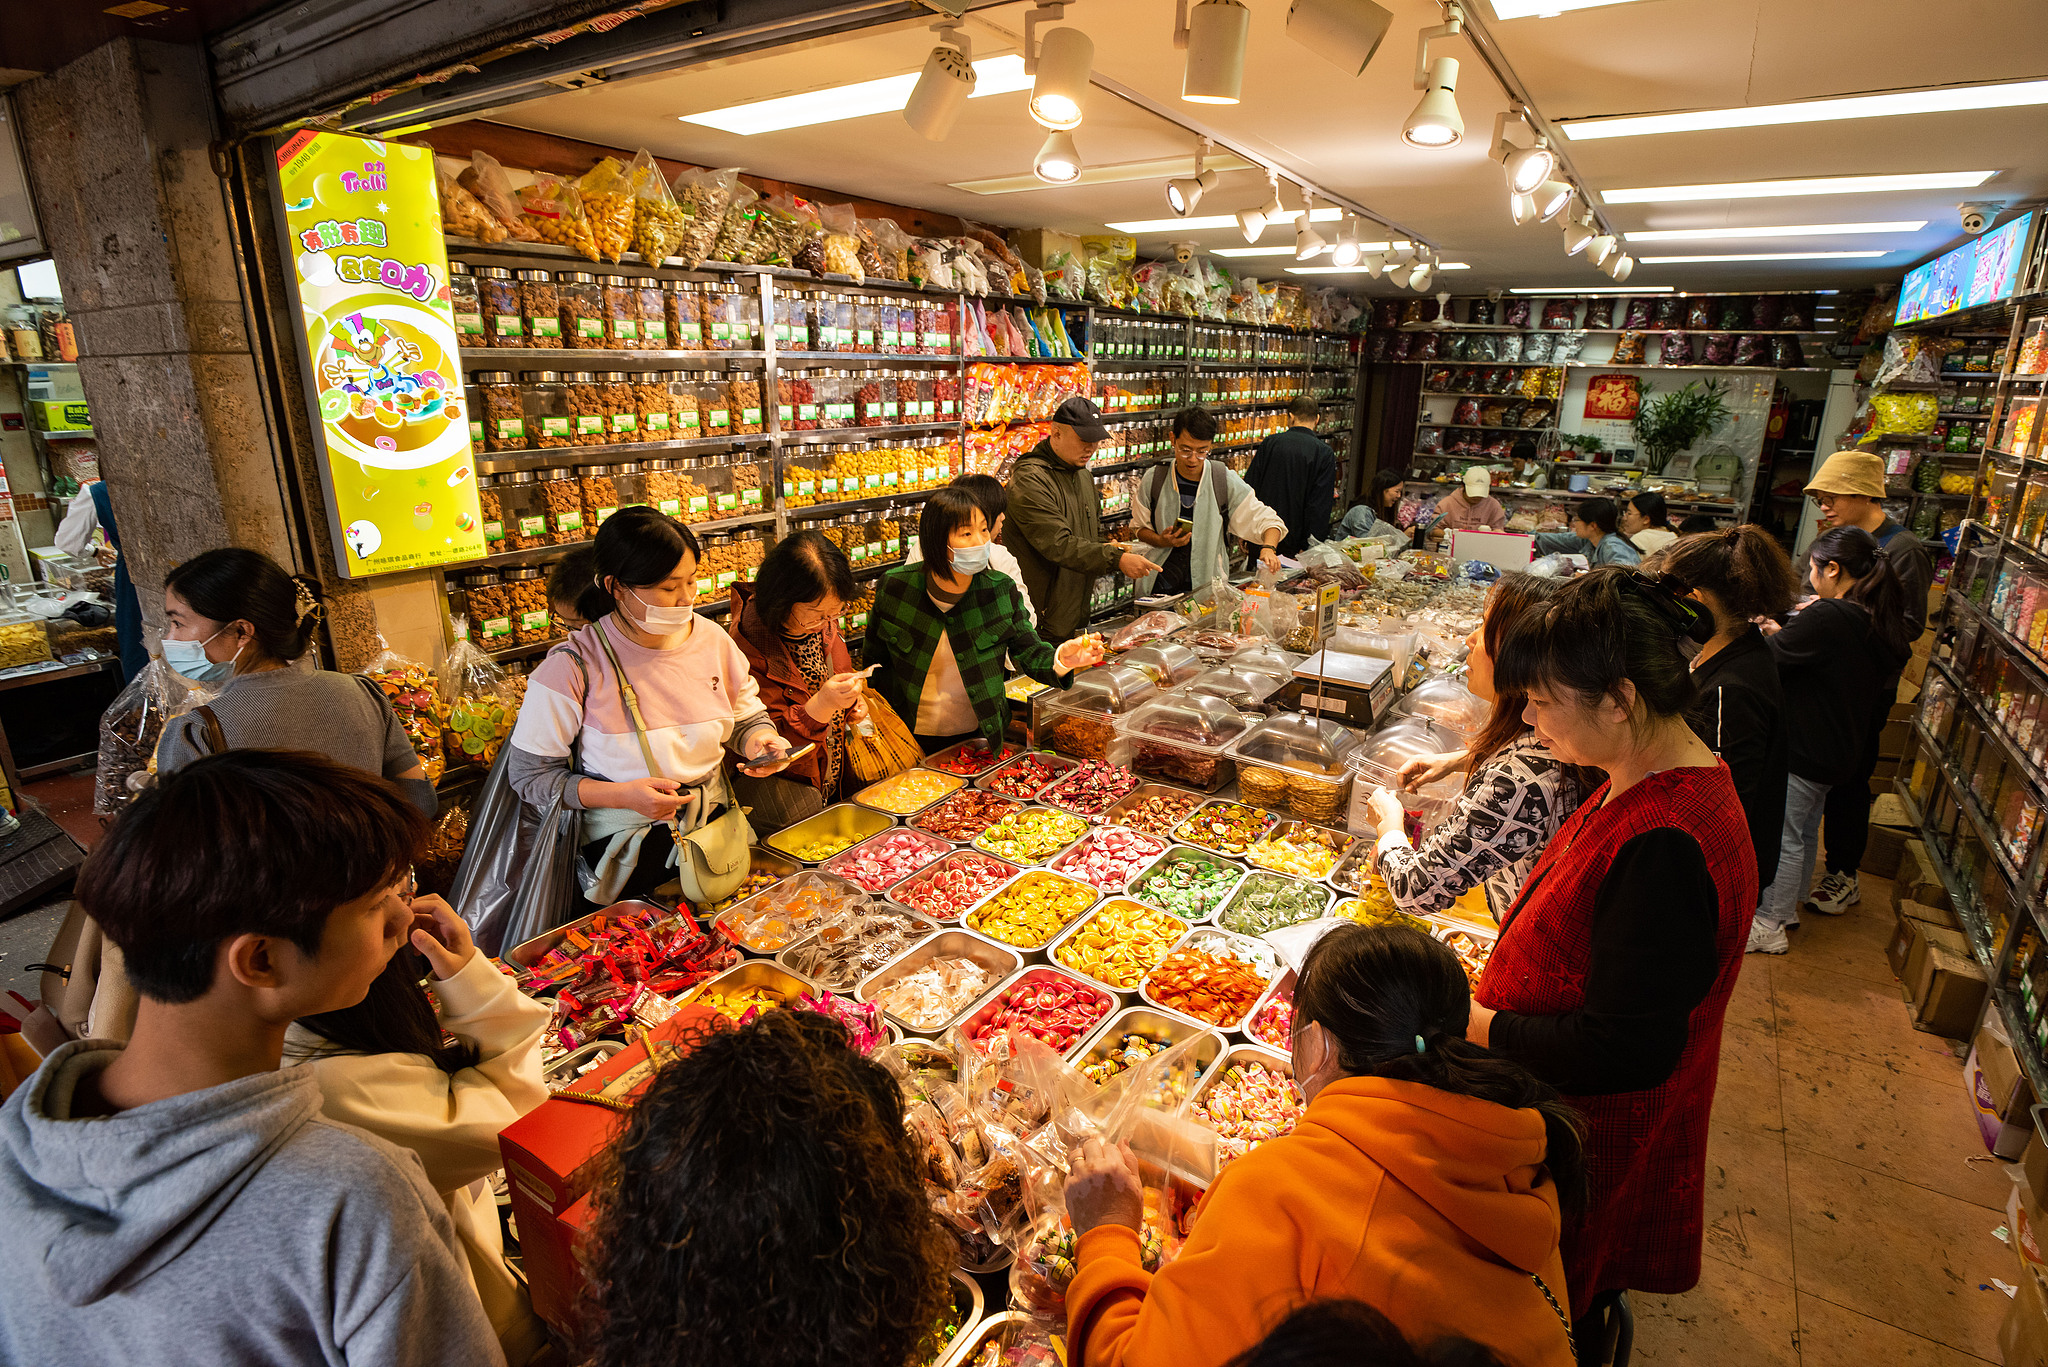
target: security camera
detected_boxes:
[1959,201,2004,235]
[1169,240,1196,264]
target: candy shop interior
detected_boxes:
[4,1,2048,1366]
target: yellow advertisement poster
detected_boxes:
[275,130,484,576]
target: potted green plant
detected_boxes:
[1554,433,1607,460]
[1631,378,1732,474]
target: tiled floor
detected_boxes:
[1632,868,2020,1365]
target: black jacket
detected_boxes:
[1769,598,1910,786]
[1873,517,1934,640]
[1685,627,1788,888]
[1245,426,1336,557]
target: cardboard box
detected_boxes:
[1888,914,1969,995]
[2022,1111,2048,1209]
[1913,944,1986,1037]
[1879,717,1912,758]
[1968,1011,2038,1156]
[1893,840,1953,916]
[1862,793,1917,878]
[1009,226,1086,271]
[500,1006,719,1336]
[28,399,88,432]
[2003,1184,2048,1367]
[1903,896,1961,933]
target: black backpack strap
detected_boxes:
[1144,463,1164,509]
[1207,460,1229,521]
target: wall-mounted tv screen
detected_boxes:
[1894,210,2036,326]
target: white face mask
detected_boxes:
[624,587,694,633]
[162,625,239,683]
[949,541,993,576]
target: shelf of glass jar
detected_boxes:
[780,438,962,511]
[476,455,771,547]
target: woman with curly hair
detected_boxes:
[583,1009,955,1367]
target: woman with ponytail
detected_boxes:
[1745,525,1913,953]
[154,548,435,815]
[1062,922,1580,1367]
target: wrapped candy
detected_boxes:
[966,870,1097,948]
[914,788,1023,841]
[1039,759,1141,817]
[1131,852,1240,919]
[872,955,996,1029]
[984,752,1072,799]
[973,808,1089,865]
[1191,1062,1305,1162]
[793,991,888,1053]
[856,768,966,815]
[964,974,1109,1054]
[1247,994,1294,1050]
[823,830,947,892]
[1243,826,1351,880]
[1172,801,1274,856]
[1143,945,1268,1028]
[1055,900,1186,990]
[783,909,933,990]
[928,742,1019,775]
[1049,828,1168,893]
[893,851,1018,921]
[1218,872,1328,936]
[1108,789,1206,838]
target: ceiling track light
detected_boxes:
[1490,111,1555,194]
[1330,213,1363,267]
[1025,4,1092,130]
[1509,191,1536,226]
[1586,232,1618,267]
[1409,250,1437,291]
[1294,191,1328,261]
[903,21,977,141]
[1532,178,1574,223]
[1033,129,1083,184]
[1176,0,1250,104]
[1238,169,1282,243]
[1402,3,1465,148]
[1605,253,1635,282]
[1561,199,1597,256]
[1165,136,1220,216]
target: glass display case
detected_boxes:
[1033,664,1158,760]
[1108,693,1255,793]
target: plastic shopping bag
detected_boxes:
[451,743,584,956]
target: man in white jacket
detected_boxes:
[1129,406,1287,596]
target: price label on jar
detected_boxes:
[707,408,730,428]
[717,570,737,590]
[798,479,816,497]
[468,419,483,445]
[697,575,715,597]
[743,408,762,425]
[851,611,867,630]
[820,477,839,495]
[541,417,570,440]
[689,495,709,515]
[676,411,700,432]
[493,314,522,340]
[611,414,637,436]
[679,322,702,345]
[577,318,604,340]
[777,404,793,425]
[742,488,762,507]
[553,510,584,533]
[781,478,796,498]
[882,327,900,349]
[865,539,881,561]
[849,543,868,563]
[482,616,513,641]
[717,492,738,513]
[863,473,882,491]
[530,317,562,340]
[885,534,901,555]
[711,321,731,343]
[494,418,525,440]
[455,310,484,339]
[659,498,681,516]
[483,519,504,544]
[595,505,617,524]
[613,320,639,342]
[518,610,549,632]
[517,515,546,537]
[882,471,898,487]
[643,321,668,346]
[799,403,818,422]
[577,415,605,436]
[644,412,670,434]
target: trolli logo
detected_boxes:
[341,161,389,193]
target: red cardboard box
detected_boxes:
[500,1006,721,1336]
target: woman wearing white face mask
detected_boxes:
[1060,922,1582,1367]
[1365,575,1590,922]
[506,508,793,908]
[154,549,434,815]
[864,487,1104,754]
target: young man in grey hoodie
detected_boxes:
[0,750,503,1366]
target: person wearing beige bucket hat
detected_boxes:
[1794,448,1935,918]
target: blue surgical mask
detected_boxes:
[162,626,238,683]
[950,542,993,576]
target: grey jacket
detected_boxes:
[1003,441,1124,639]
[0,1040,503,1367]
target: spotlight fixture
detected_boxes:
[1177,0,1250,104]
[1361,251,1386,278]
[1408,251,1436,291]
[1509,191,1536,226]
[1561,202,1596,256]
[1532,178,1574,222]
[1237,170,1283,243]
[1606,253,1635,282]
[1025,5,1093,131]
[903,22,977,141]
[1401,3,1465,148]
[1586,232,1618,266]
[1287,0,1393,76]
[1490,112,1555,194]
[1165,138,1220,216]
[1330,214,1363,267]
[1294,192,1328,261]
[1033,129,1083,184]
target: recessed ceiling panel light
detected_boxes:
[1213,245,1299,258]
[1109,207,1342,234]
[682,55,1032,135]
[1636,250,1891,263]
[1599,171,1998,204]
[1623,221,1927,241]
[1509,284,1671,293]
[1489,0,1651,16]
[1288,262,1467,274]
[1560,79,2048,141]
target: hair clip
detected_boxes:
[1414,1034,1427,1054]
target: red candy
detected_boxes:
[1050,827,1168,892]
[967,973,1109,1054]
[1039,760,1141,817]
[822,830,947,892]
[985,753,1069,799]
[929,743,1019,775]
[913,789,1021,842]
[893,851,1017,921]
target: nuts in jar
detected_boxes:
[633,378,672,439]
[565,372,608,447]
[666,281,702,348]
[633,278,667,349]
[517,270,562,348]
[478,267,522,347]
[520,371,572,449]
[475,372,526,451]
[730,458,764,512]
[598,371,637,445]
[504,567,552,646]
[495,471,548,551]
[476,475,506,550]
[579,464,619,529]
[642,459,685,518]
[536,467,587,544]
[664,372,701,440]
[558,272,606,349]
[601,276,640,349]
[726,376,763,435]
[462,572,514,647]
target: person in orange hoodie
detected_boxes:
[1063,923,1583,1367]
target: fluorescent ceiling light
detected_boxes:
[681,55,1032,135]
[1288,263,1467,274]
[1510,284,1671,293]
[1217,241,1396,258]
[1489,0,1651,16]
[1108,207,1342,234]
[1560,79,2048,141]
[1623,220,1927,241]
[953,152,1253,195]
[1599,171,1998,204]
[1636,250,1891,263]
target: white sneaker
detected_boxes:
[1747,920,1790,954]
[1807,871,1859,916]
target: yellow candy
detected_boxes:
[1055,900,1186,989]
[967,871,1096,949]
[697,984,786,1021]
[858,768,965,815]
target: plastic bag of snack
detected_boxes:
[624,149,689,264]
[1622,297,1652,329]
[1778,296,1812,331]
[1453,397,1483,425]
[1869,391,1938,437]
[707,179,760,263]
[94,660,220,817]
[1733,334,1768,366]
[1497,332,1524,362]
[911,236,956,291]
[1541,298,1577,329]
[437,163,505,243]
[438,623,516,772]
[1771,335,1807,368]
[1647,297,1678,328]
[1611,330,1647,364]
[1467,297,1494,325]
[1443,334,1469,362]
[576,156,637,263]
[363,638,446,783]
[668,166,739,267]
[1751,295,1783,329]
[1685,297,1713,330]
[1653,331,1690,366]
[817,201,865,283]
[458,150,541,242]
[1583,298,1615,329]
[1701,332,1735,365]
[856,216,903,281]
[1551,331,1584,362]
[1503,297,1532,329]
[519,173,598,261]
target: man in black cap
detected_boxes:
[1005,396,1154,640]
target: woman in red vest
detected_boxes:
[1470,568,1759,1356]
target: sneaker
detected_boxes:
[1747,920,1790,954]
[1807,870,1860,916]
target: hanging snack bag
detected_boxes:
[1731,334,1767,366]
[1468,297,1495,325]
[1497,332,1524,362]
[1652,297,1682,328]
[1552,331,1585,362]
[1541,298,1578,329]
[1622,297,1653,330]
[1701,333,1735,365]
[817,202,865,283]
[576,157,637,263]
[1503,297,1532,328]
[1778,296,1812,330]
[1684,298,1713,331]
[1611,331,1647,364]
[459,150,542,242]
[625,149,690,265]
[364,639,446,784]
[1653,331,1691,366]
[1771,336,1807,368]
[519,173,598,262]
[1584,298,1615,329]
[670,166,740,267]
[439,622,517,771]
[437,164,505,243]
[707,180,761,264]
[1751,295,1783,329]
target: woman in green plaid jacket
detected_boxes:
[865,487,1106,751]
